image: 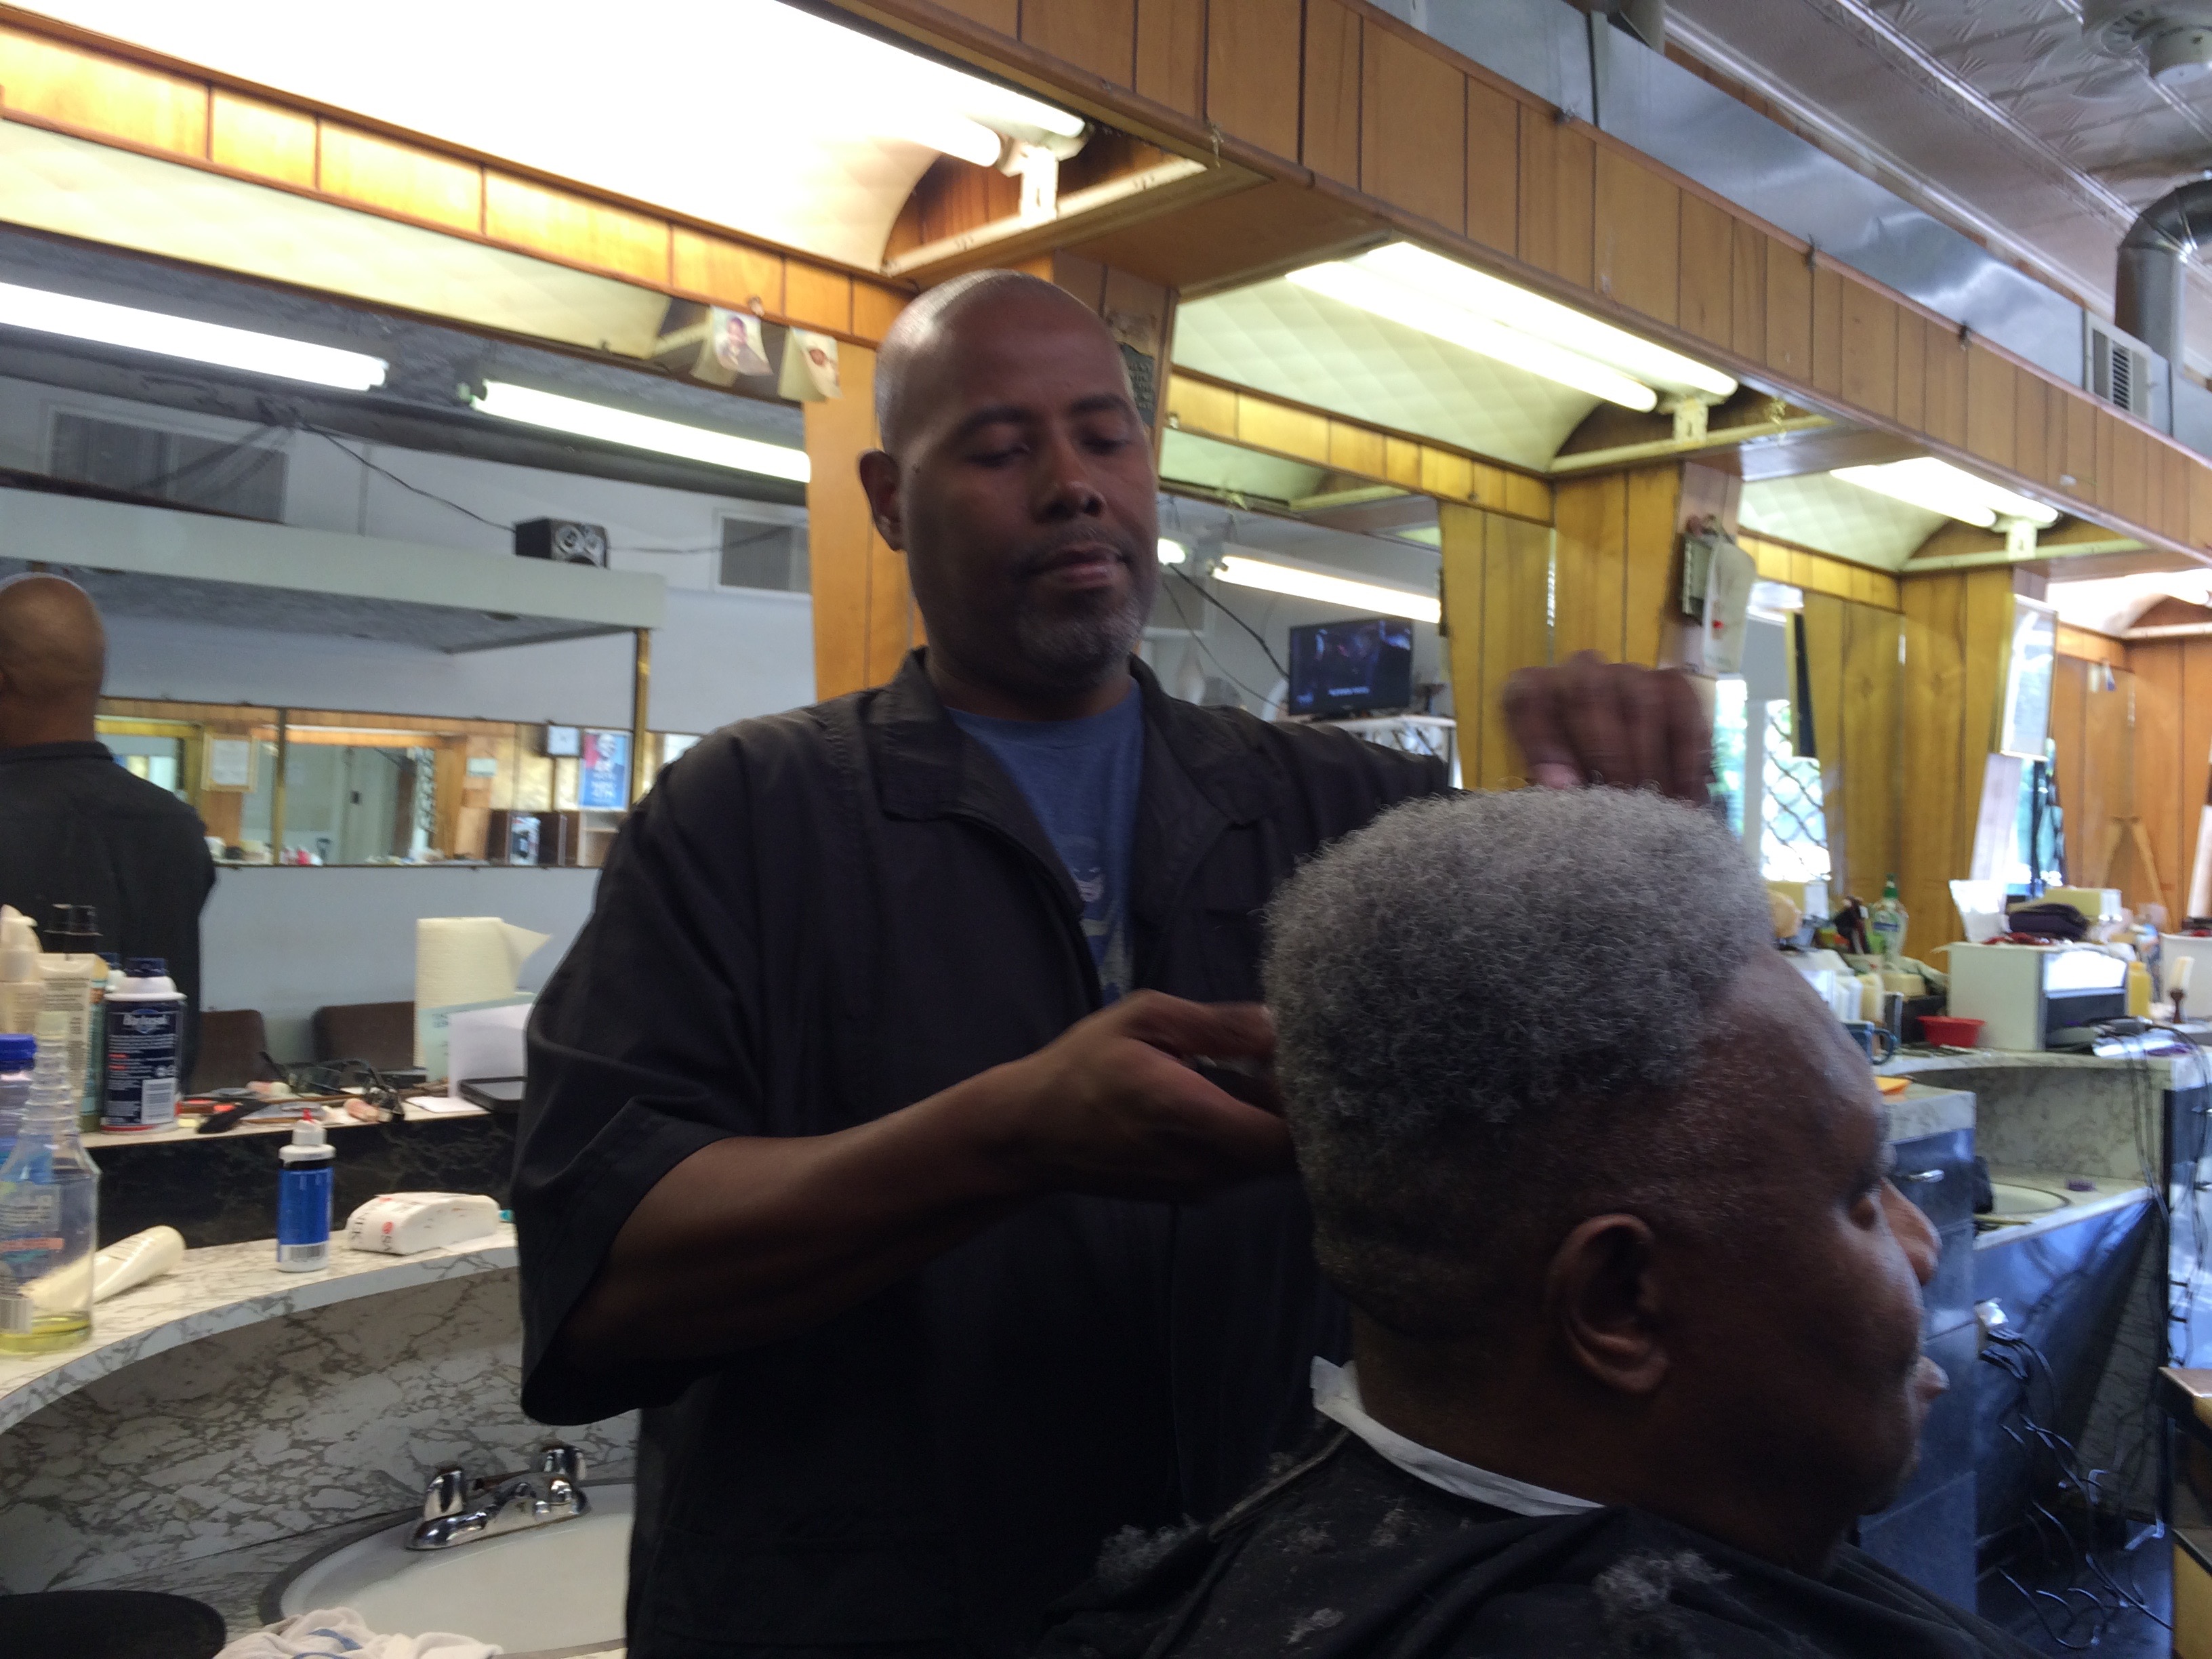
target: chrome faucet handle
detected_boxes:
[422,1465,468,1521]
[537,1441,585,1483]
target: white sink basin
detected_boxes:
[277,1482,633,1658]
[1986,1181,2069,1220]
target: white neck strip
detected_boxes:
[1311,1358,1601,1519]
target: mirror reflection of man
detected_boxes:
[515,271,1712,1658]
[1043,790,2012,1659]
[0,574,215,1061]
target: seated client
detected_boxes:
[1038,788,2029,1658]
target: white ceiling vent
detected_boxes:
[2087,320,2154,419]
[2086,3,2212,87]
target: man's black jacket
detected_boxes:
[515,653,1445,1658]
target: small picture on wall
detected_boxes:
[205,736,255,791]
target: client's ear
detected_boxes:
[1546,1214,1668,1395]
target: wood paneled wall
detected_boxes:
[1437,501,1549,789]
[0,21,911,346]
[2121,638,2212,924]
[1896,569,2018,949]
[1737,533,1902,611]
[1800,594,1902,906]
[805,342,923,700]
[2050,653,2138,908]
[1549,461,1735,669]
[859,0,2212,566]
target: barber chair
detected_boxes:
[185,1008,272,1093]
[310,1000,415,1072]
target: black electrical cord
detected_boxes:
[1158,574,1276,708]
[1170,566,1288,682]
[304,424,513,531]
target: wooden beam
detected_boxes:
[1164,370,1552,524]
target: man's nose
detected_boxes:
[1033,430,1105,519]
[1884,1182,1940,1286]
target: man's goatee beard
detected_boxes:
[1015,572,1156,690]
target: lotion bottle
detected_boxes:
[276,1122,334,1271]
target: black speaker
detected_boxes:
[514,518,609,566]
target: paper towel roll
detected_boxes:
[416,917,550,1017]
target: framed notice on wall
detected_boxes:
[204,737,255,791]
[578,730,630,810]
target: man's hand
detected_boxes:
[1504,651,1713,802]
[981,991,1293,1201]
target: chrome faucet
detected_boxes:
[407,1441,590,1550]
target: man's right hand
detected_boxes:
[562,992,1296,1364]
[978,991,1294,1201]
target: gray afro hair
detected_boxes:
[1264,787,1773,1337]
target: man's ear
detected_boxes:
[1545,1213,1669,1396]
[857,449,905,552]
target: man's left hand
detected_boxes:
[1503,651,1713,803]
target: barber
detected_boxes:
[0,573,215,1065]
[514,270,1710,1659]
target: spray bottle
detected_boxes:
[0,1013,100,1353]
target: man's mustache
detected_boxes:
[1015,527,1148,578]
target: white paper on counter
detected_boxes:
[444,1002,531,1098]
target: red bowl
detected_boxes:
[1919,1015,1984,1048]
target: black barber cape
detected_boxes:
[515,654,1443,1658]
[0,741,215,1061]
[1036,1430,2039,1659]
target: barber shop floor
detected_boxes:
[1981,1530,2171,1656]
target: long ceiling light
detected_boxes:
[1286,242,1738,412]
[1830,457,2058,529]
[0,280,387,390]
[1216,555,1440,623]
[472,383,811,483]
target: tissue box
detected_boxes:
[345,1192,503,1255]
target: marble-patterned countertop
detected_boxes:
[0,1226,516,1434]
[1881,1039,2212,1088]
[1886,1084,1973,1141]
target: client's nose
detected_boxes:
[1883,1183,1940,1286]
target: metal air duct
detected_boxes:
[2116,178,2212,368]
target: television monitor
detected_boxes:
[1286,616,1415,718]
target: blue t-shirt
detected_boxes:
[951,682,1144,1002]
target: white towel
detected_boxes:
[217,1607,499,1659]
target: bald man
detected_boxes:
[0,575,214,1064]
[514,272,1711,1658]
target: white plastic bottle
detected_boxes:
[0,1014,100,1353]
[103,958,184,1132]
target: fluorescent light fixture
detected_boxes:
[0,279,387,390]
[1157,537,1188,565]
[1830,457,2058,529]
[473,382,811,483]
[25,3,1084,254]
[1288,263,1657,411]
[1216,555,1440,623]
[1285,242,1738,412]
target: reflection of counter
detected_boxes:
[0,1227,637,1628]
[0,1227,516,1434]
[87,1103,514,1250]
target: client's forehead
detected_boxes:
[1700,951,1880,1170]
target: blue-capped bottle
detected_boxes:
[276,1121,334,1271]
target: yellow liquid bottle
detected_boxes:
[0,1013,98,1355]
